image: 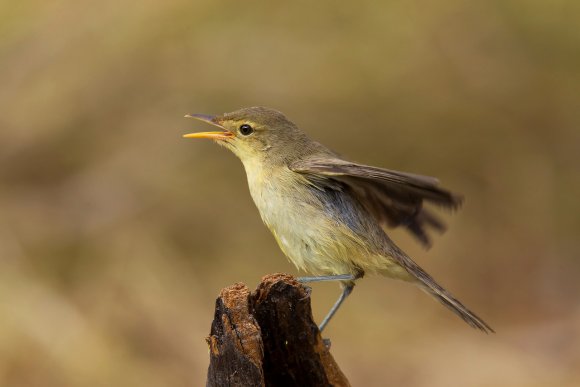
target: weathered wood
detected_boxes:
[206,273,351,387]
[206,283,265,387]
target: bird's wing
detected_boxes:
[290,156,463,248]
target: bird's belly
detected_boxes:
[269,211,354,276]
[249,180,365,276]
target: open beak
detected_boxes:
[183,114,233,140]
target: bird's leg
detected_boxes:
[296,274,357,283]
[318,284,354,332]
[297,272,362,332]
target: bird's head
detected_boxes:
[183,106,312,166]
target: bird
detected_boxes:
[183,106,493,333]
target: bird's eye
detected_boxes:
[239,124,254,136]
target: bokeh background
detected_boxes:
[1,1,579,386]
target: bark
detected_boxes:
[206,273,350,387]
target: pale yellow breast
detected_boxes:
[244,164,361,275]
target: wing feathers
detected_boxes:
[290,157,462,248]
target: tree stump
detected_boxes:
[206,273,351,387]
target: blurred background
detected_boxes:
[1,0,579,386]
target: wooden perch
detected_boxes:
[206,273,351,387]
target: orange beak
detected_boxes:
[182,114,234,140]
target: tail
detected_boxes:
[419,278,494,333]
[393,250,494,333]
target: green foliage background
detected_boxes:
[1,1,579,385]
